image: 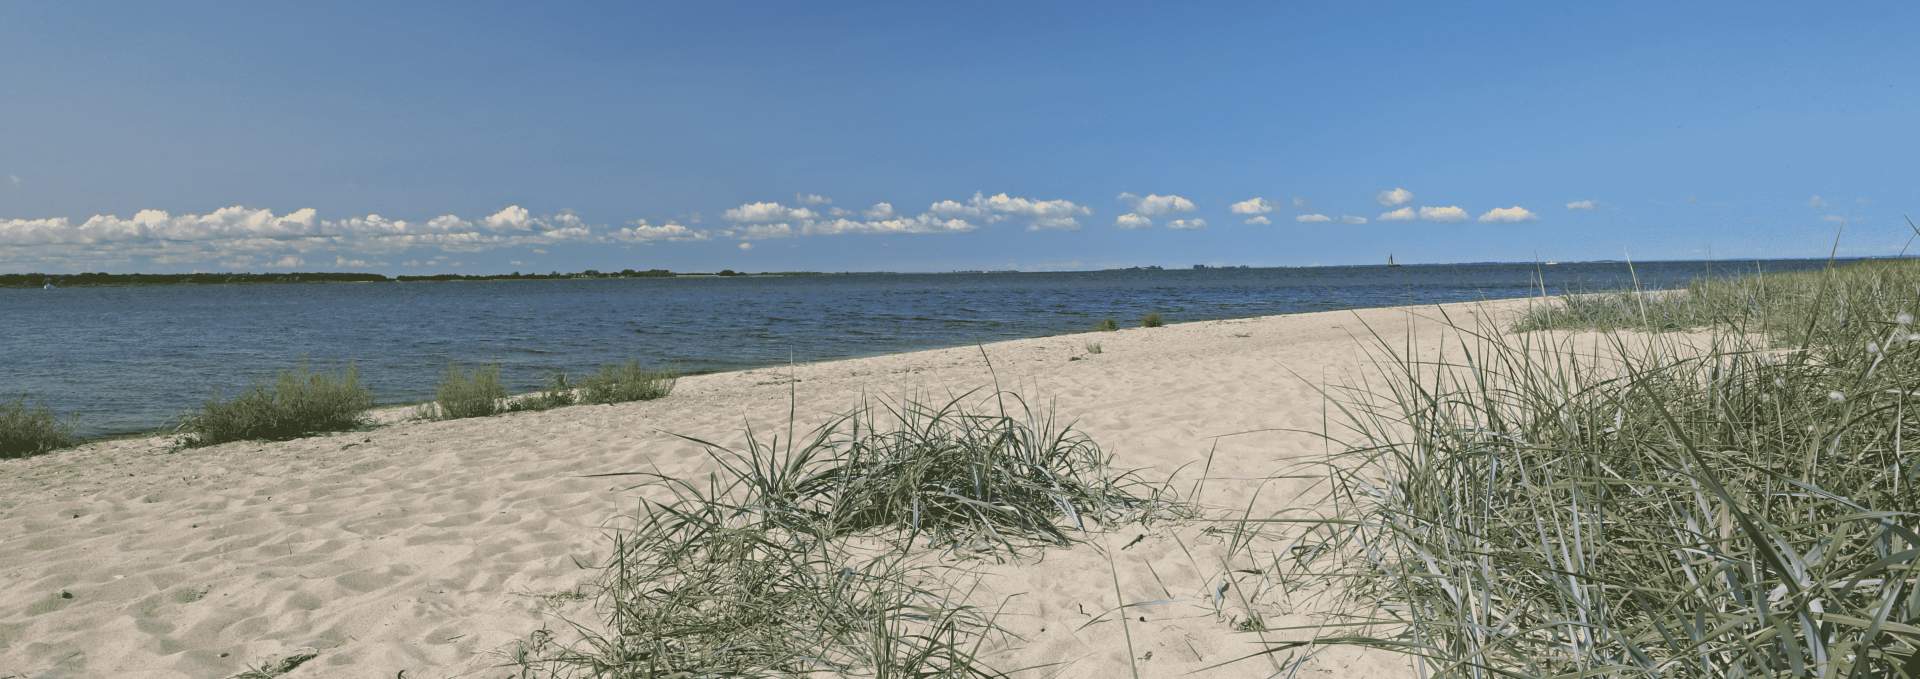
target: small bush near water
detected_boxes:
[0,395,81,458]
[178,362,375,447]
[424,361,507,420]
[508,390,1182,677]
[1139,312,1164,327]
[1094,317,1120,332]
[1267,259,1920,677]
[578,358,677,405]
[505,372,577,413]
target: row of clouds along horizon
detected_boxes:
[1,188,1570,268]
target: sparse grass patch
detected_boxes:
[511,389,1183,677]
[1094,317,1120,332]
[1271,288,1920,677]
[578,358,677,405]
[0,395,80,458]
[505,372,577,413]
[1139,312,1164,328]
[1084,342,1102,354]
[421,360,506,420]
[178,361,374,447]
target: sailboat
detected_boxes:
[1387,253,1402,267]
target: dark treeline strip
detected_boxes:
[3,269,690,288]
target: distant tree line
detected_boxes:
[2,268,684,288]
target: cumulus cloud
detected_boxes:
[796,193,832,205]
[610,220,710,242]
[1117,192,1197,217]
[1244,216,1272,226]
[1229,198,1275,215]
[1420,206,1471,224]
[1295,214,1333,223]
[928,192,1092,230]
[828,207,854,217]
[1378,207,1417,222]
[723,202,819,223]
[864,203,895,220]
[1807,195,1830,208]
[1478,206,1540,224]
[1114,214,1154,229]
[1566,200,1603,211]
[1339,216,1367,225]
[1291,197,1310,209]
[1375,188,1415,208]
[739,242,754,250]
[1167,218,1206,230]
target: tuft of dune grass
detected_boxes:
[0,395,81,458]
[1262,259,1920,677]
[509,389,1184,677]
[178,361,374,447]
[1140,312,1164,328]
[424,360,507,420]
[577,358,677,405]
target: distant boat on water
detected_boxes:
[43,278,54,289]
[1387,253,1402,267]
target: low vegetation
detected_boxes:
[511,390,1182,676]
[505,373,577,413]
[425,361,507,420]
[0,395,81,458]
[1139,312,1164,327]
[1094,317,1119,332]
[1274,258,1920,677]
[178,362,375,447]
[578,359,677,405]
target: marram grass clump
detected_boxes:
[0,395,81,458]
[423,360,507,420]
[1139,312,1164,328]
[1268,271,1920,677]
[577,358,677,405]
[505,372,577,413]
[508,389,1184,677]
[178,361,375,447]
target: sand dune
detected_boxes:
[0,299,1532,678]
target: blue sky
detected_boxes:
[2,1,1915,274]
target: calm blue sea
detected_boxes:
[0,259,1862,438]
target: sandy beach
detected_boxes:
[0,298,1534,678]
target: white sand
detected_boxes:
[0,298,1534,678]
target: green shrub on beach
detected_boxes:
[505,372,576,413]
[1093,317,1119,332]
[1139,312,1164,327]
[509,390,1182,676]
[578,358,677,405]
[179,362,375,447]
[1270,259,1920,677]
[0,395,81,458]
[426,360,507,420]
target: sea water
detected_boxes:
[0,259,1854,438]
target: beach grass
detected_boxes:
[424,360,508,420]
[512,389,1180,676]
[1095,318,1120,332]
[177,361,375,447]
[1263,258,1920,677]
[506,372,577,413]
[578,359,677,405]
[1140,312,1164,328]
[0,395,81,458]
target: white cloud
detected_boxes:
[723,202,818,223]
[1167,218,1207,230]
[1807,195,1830,208]
[611,220,710,242]
[1229,197,1275,215]
[739,242,754,250]
[1375,188,1415,207]
[828,207,853,217]
[1338,216,1367,225]
[1566,200,1603,211]
[1117,192,1197,217]
[1420,206,1471,224]
[1478,206,1540,224]
[1026,218,1083,232]
[271,256,304,267]
[1378,207,1417,222]
[928,192,1091,230]
[1244,216,1272,225]
[864,203,895,220]
[481,206,534,231]
[1291,197,1310,208]
[796,193,832,205]
[1295,214,1333,223]
[1114,213,1154,229]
